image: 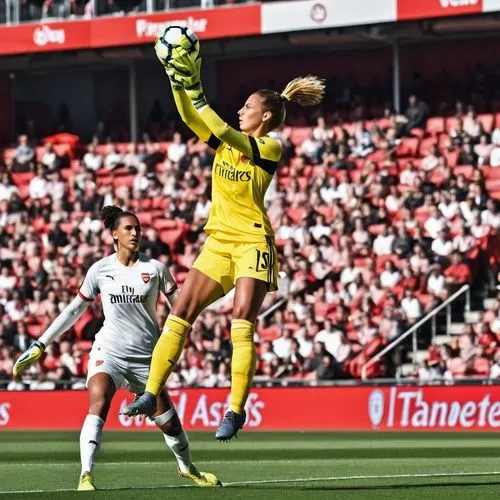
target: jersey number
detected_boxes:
[255,250,270,272]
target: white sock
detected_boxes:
[80,414,104,476]
[163,430,193,474]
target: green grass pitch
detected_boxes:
[0,431,499,499]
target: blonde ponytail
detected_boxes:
[280,75,325,107]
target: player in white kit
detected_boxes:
[13,206,220,490]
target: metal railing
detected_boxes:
[361,284,471,380]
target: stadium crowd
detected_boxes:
[0,0,243,23]
[1,93,500,390]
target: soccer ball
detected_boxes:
[155,25,199,65]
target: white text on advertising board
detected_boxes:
[369,388,500,429]
[33,25,65,46]
[136,17,208,38]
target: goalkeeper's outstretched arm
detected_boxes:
[170,83,212,143]
[13,296,91,376]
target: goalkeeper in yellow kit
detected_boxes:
[124,36,325,440]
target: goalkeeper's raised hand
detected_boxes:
[13,340,45,377]
[167,50,207,111]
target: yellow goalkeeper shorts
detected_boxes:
[192,235,278,294]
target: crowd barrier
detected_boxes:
[1,385,499,431]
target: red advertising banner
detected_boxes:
[397,0,483,21]
[0,5,261,57]
[0,21,91,56]
[91,5,261,49]
[1,385,499,431]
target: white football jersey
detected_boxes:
[79,253,176,359]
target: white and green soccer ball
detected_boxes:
[155,25,199,65]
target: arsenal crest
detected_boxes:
[141,273,151,283]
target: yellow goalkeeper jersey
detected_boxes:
[169,86,281,242]
[203,134,281,242]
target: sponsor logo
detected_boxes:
[95,360,104,367]
[109,285,147,304]
[33,25,65,47]
[373,388,500,429]
[368,389,384,428]
[135,17,208,39]
[0,403,11,426]
[214,161,251,182]
[141,273,151,284]
[310,3,327,24]
[439,0,478,7]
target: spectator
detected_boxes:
[373,225,395,256]
[167,132,187,164]
[401,95,429,135]
[103,144,123,170]
[82,144,103,171]
[463,109,483,140]
[28,166,49,200]
[12,135,34,172]
[300,131,322,163]
[421,144,440,171]
[426,264,447,299]
[401,289,422,324]
[380,260,401,289]
[424,206,447,239]
[444,252,472,289]
[474,134,493,165]
[490,351,500,378]
[273,328,294,359]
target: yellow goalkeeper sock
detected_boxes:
[229,319,256,415]
[145,315,191,396]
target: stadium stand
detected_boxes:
[1,93,500,389]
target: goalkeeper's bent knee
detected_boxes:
[146,315,191,396]
[229,319,256,414]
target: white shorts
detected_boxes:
[86,343,151,395]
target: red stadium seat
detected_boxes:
[77,340,93,352]
[445,117,459,133]
[290,127,312,146]
[478,114,494,133]
[471,357,491,376]
[136,212,153,226]
[286,207,306,224]
[396,138,419,157]
[367,224,386,236]
[453,165,475,179]
[159,228,184,247]
[486,179,500,192]
[112,174,135,189]
[443,150,459,167]
[258,325,281,342]
[418,137,437,157]
[11,172,34,188]
[410,128,425,139]
[438,133,450,149]
[448,357,466,377]
[153,219,180,231]
[73,309,94,339]
[426,117,445,136]
[27,324,43,338]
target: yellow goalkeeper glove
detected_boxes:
[13,340,45,377]
[166,49,207,110]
